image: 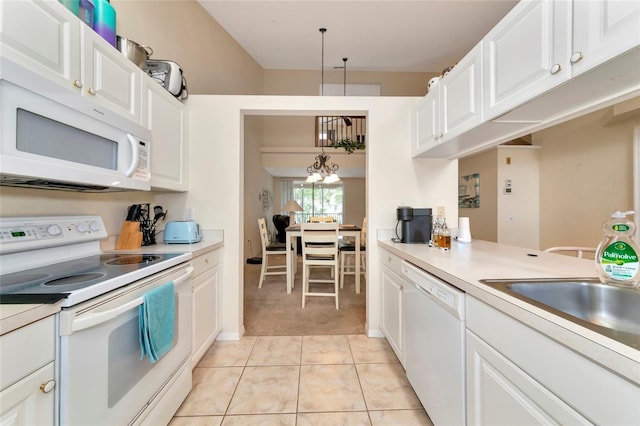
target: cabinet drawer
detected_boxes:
[192,250,220,278]
[381,249,402,276]
[0,362,55,425]
[0,316,55,391]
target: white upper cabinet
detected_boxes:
[414,91,440,155]
[571,0,640,75]
[414,42,483,156]
[144,79,188,191]
[483,0,571,121]
[414,0,640,158]
[0,0,80,90]
[0,0,143,125]
[81,28,142,124]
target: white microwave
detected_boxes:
[0,80,151,192]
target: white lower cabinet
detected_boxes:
[380,249,404,365]
[0,316,56,426]
[466,296,640,425]
[191,249,221,368]
[466,330,590,425]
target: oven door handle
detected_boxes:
[71,266,193,333]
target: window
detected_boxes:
[293,181,343,223]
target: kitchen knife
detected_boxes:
[126,204,141,221]
[154,205,164,218]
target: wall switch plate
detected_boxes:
[504,179,512,195]
[185,207,195,221]
[437,206,445,217]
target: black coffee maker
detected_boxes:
[396,206,432,243]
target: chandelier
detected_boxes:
[306,148,340,183]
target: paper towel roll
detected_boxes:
[458,217,472,243]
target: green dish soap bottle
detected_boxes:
[595,210,640,288]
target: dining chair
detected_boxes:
[257,218,288,289]
[301,222,340,309]
[309,216,335,223]
[340,217,366,290]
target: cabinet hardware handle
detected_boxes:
[550,64,562,74]
[40,380,55,393]
[72,80,82,88]
[87,87,96,96]
[386,257,391,261]
[205,258,210,263]
[570,52,584,64]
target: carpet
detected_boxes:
[243,255,366,336]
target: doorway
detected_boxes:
[242,113,367,335]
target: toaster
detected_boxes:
[144,59,187,99]
[163,221,202,244]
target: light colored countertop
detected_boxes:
[100,231,224,258]
[378,238,640,384]
[1,233,223,335]
[0,302,61,336]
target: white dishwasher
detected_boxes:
[402,260,466,426]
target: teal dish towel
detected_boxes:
[139,281,175,363]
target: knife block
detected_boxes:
[116,221,143,250]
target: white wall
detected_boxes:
[185,95,458,339]
[536,107,636,249]
[497,146,540,249]
[458,149,498,241]
[243,116,274,260]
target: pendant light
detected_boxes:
[308,27,339,184]
[342,57,352,126]
[320,28,326,96]
[343,57,348,95]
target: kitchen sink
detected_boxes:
[479,278,640,350]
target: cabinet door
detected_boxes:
[441,42,483,140]
[483,0,571,120]
[192,266,219,368]
[81,26,142,124]
[381,265,403,364]
[145,80,188,191]
[0,0,80,91]
[466,331,590,425]
[0,363,55,426]
[414,91,440,156]
[571,0,640,76]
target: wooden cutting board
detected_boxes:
[115,221,142,250]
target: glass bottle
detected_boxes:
[431,216,442,246]
[438,218,451,250]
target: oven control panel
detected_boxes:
[0,216,107,254]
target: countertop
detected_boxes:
[378,238,640,384]
[100,230,224,257]
[1,233,224,335]
[0,302,62,336]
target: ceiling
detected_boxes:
[197,0,519,73]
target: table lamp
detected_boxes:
[283,200,303,224]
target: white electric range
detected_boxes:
[0,215,194,425]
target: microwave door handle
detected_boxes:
[124,133,139,177]
[70,267,193,333]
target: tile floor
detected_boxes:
[170,335,433,425]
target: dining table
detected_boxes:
[285,224,362,295]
